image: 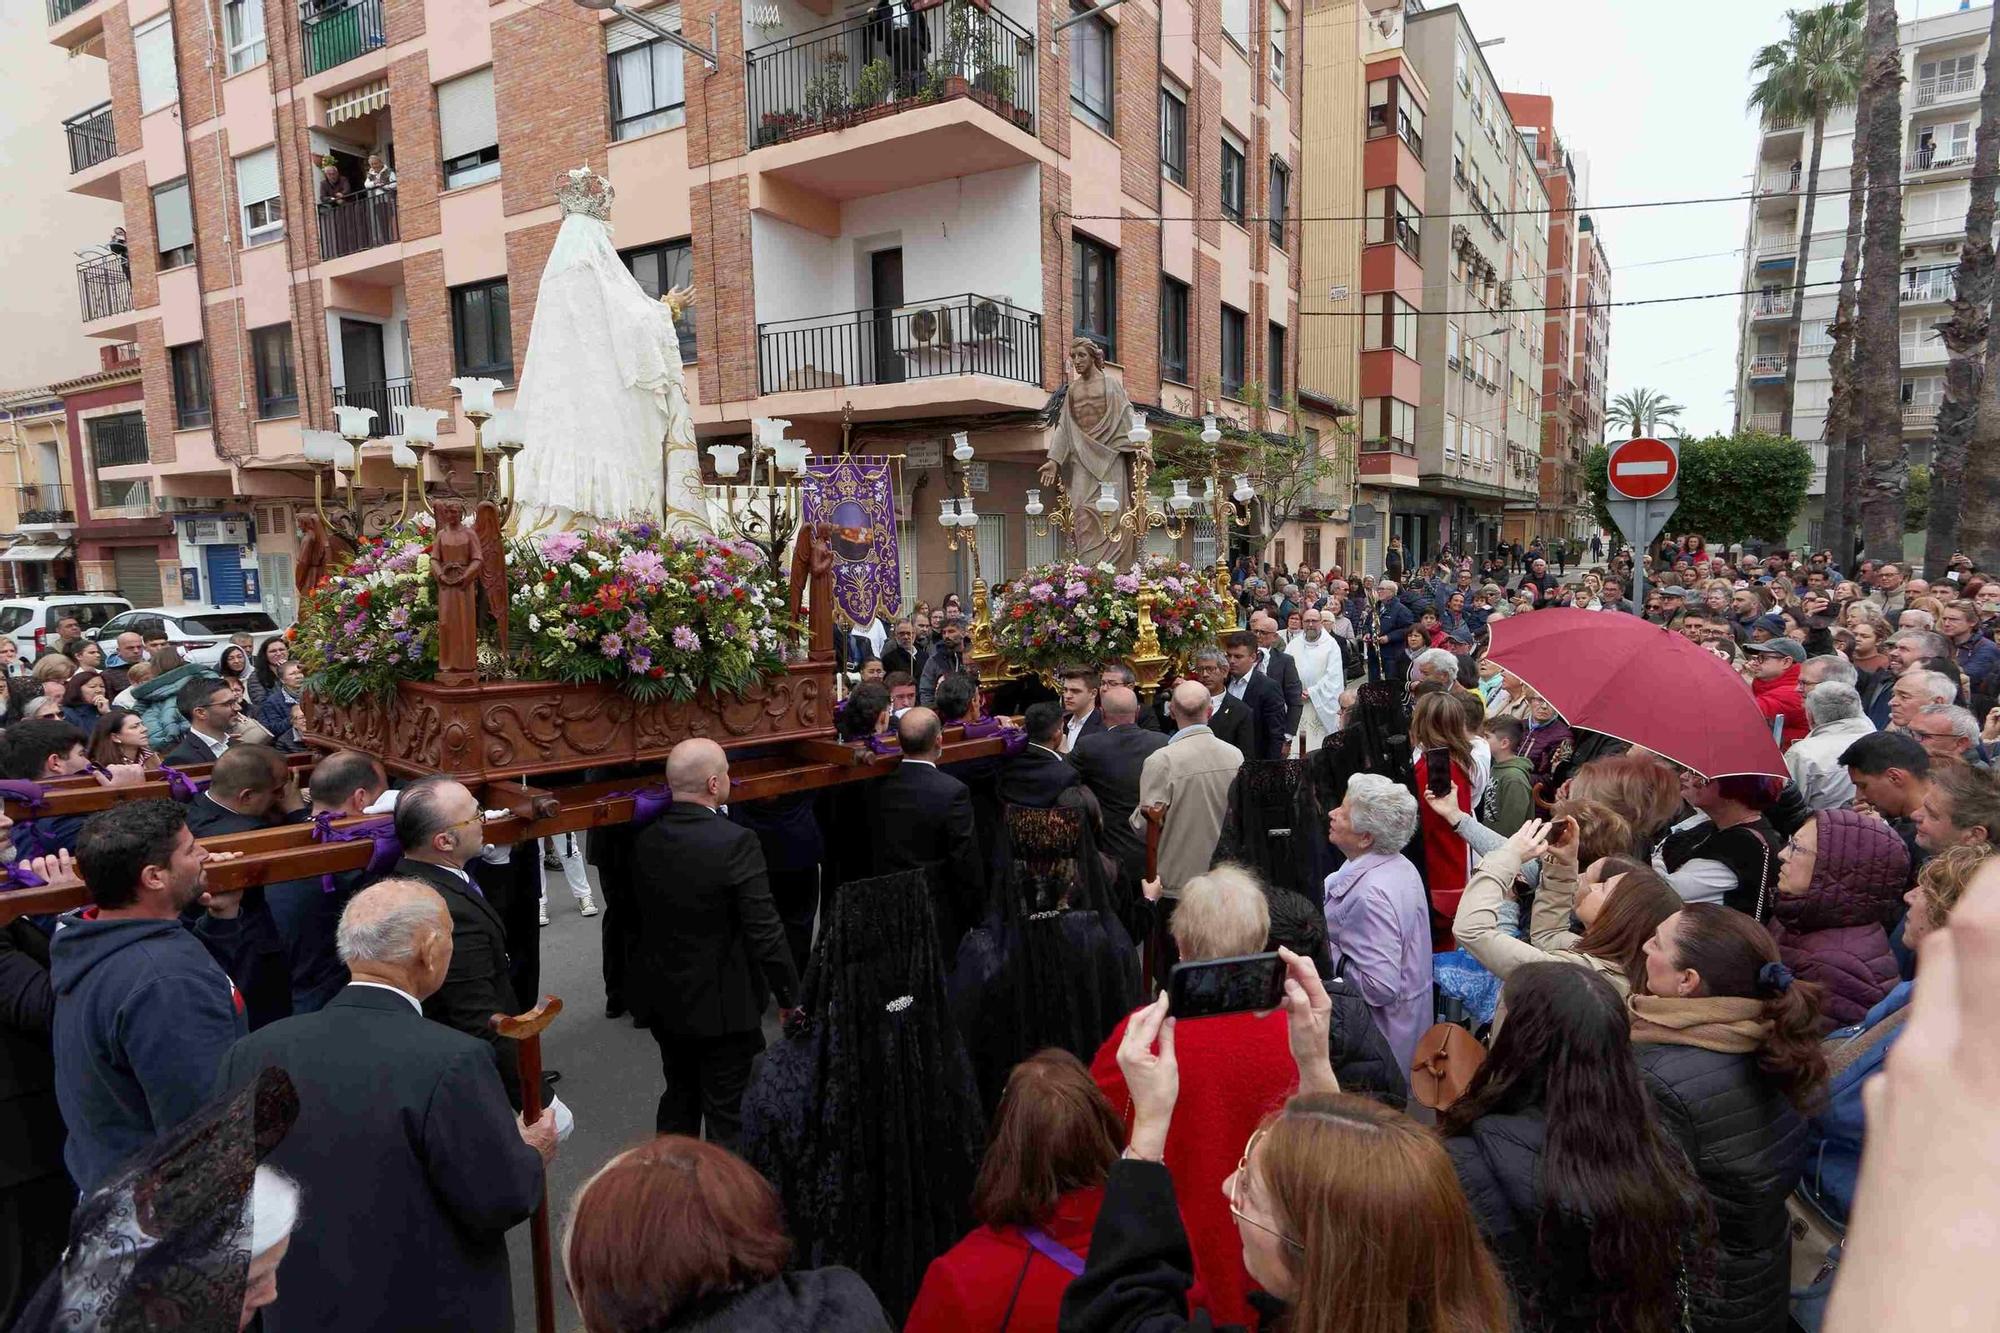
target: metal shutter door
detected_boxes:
[112,547,162,604]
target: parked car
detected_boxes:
[0,596,133,661]
[91,605,282,669]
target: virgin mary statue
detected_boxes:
[508,166,712,537]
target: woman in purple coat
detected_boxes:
[1769,808,1909,1032]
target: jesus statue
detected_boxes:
[1041,339,1146,568]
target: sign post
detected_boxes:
[1605,437,1680,612]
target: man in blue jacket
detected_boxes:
[51,800,246,1192]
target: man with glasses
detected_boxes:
[1910,704,1987,768]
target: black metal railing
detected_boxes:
[47,0,92,22]
[18,485,73,525]
[77,255,131,323]
[64,103,115,173]
[746,1,1036,151]
[317,186,398,261]
[89,414,149,470]
[300,0,385,77]
[334,377,413,436]
[758,292,1040,395]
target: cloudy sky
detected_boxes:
[1461,0,1805,438]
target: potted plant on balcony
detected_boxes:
[926,0,978,101]
[757,109,803,146]
[851,58,895,123]
[802,55,852,129]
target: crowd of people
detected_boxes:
[0,531,1997,1331]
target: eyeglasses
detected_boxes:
[1228,1130,1303,1252]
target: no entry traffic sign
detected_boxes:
[1608,436,1679,501]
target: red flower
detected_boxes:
[649,666,665,678]
[695,594,708,605]
[1097,618,1110,629]
[355,590,372,609]
[543,570,557,583]
[579,602,599,617]
[733,587,747,601]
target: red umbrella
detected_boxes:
[1485,607,1786,779]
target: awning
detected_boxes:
[0,544,70,563]
[326,79,389,127]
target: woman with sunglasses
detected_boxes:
[1062,951,1509,1332]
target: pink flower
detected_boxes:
[540,532,586,563]
[618,549,669,586]
[672,625,700,651]
[599,633,625,658]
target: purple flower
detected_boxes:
[1114,573,1141,594]
[624,613,650,638]
[1064,581,1088,600]
[672,625,701,651]
[1029,581,1055,604]
[387,607,411,628]
[599,633,625,657]
[1164,577,1185,595]
[539,531,586,563]
[620,549,670,586]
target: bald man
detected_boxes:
[1134,681,1245,900]
[869,707,984,957]
[629,739,799,1144]
[1069,685,1170,890]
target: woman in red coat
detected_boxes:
[1411,690,1477,951]
[907,1050,1121,1333]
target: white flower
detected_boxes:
[587,550,612,569]
[528,614,542,632]
[569,563,591,580]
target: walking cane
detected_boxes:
[1141,803,1167,991]
[493,995,564,1333]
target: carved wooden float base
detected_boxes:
[298,661,834,783]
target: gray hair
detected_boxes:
[1921,703,1981,745]
[1804,682,1863,726]
[1342,773,1419,850]
[1377,580,1400,596]
[1909,669,1959,705]
[1409,647,1458,683]
[1192,647,1227,672]
[1899,609,1937,632]
[1891,629,1951,661]
[336,879,447,965]
[1171,863,1271,960]
[1801,654,1857,687]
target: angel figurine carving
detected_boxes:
[508,166,714,538]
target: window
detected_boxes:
[438,68,500,189]
[89,413,149,470]
[1363,186,1421,255]
[135,14,178,114]
[607,7,686,141]
[1073,235,1117,359]
[1446,321,1460,366]
[1159,277,1189,383]
[1368,80,1389,135]
[1269,2,1287,87]
[620,239,697,361]
[169,344,211,430]
[1222,0,1249,49]
[1220,305,1246,397]
[1221,132,1246,224]
[236,148,282,245]
[153,180,195,270]
[223,0,265,74]
[1268,158,1289,247]
[252,326,297,419]
[451,279,515,380]
[1453,134,1466,183]
[1069,11,1113,135]
[1455,39,1471,91]
[1159,83,1187,186]
[1444,413,1458,458]
[1364,294,1418,356]
[1900,314,1945,359]
[1362,397,1416,449]
[1802,318,1833,352]
[1267,323,1285,398]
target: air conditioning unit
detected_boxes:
[154,496,223,515]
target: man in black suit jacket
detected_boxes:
[266,750,387,1015]
[1057,665,1106,753]
[632,739,799,1145]
[1249,613,1305,749]
[872,708,985,955]
[159,674,238,769]
[1100,663,1165,733]
[998,702,1085,809]
[1191,649,1257,756]
[217,879,552,1333]
[184,744,308,837]
[1067,686,1168,886]
[880,618,928,680]
[380,777,526,1106]
[0,907,69,1324]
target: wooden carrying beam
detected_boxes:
[4,751,317,820]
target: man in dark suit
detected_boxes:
[1249,613,1305,749]
[266,750,387,1014]
[631,739,799,1145]
[380,776,526,1106]
[880,618,928,680]
[1191,648,1256,758]
[1362,581,1417,684]
[871,707,985,954]
[184,744,307,837]
[160,674,239,768]
[1057,665,1106,754]
[1099,662,1164,732]
[1067,685,1168,887]
[1221,632,1288,761]
[217,879,552,1333]
[998,702,1084,809]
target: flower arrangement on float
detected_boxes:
[991,554,1230,674]
[293,517,797,705]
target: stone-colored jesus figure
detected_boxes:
[1040,338,1147,568]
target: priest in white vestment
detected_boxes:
[1286,607,1344,756]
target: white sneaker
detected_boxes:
[538,902,551,927]
[578,892,599,918]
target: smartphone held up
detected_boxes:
[1167,952,1288,1020]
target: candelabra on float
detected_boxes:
[1201,405,1257,620]
[706,416,810,578]
[936,432,1010,687]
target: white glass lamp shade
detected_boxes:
[939,498,957,528]
[1094,483,1119,515]
[395,405,448,443]
[1200,414,1221,446]
[957,496,978,525]
[389,438,419,470]
[330,439,357,472]
[1232,474,1255,503]
[487,407,527,446]
[450,376,502,415]
[300,430,341,464]
[772,438,812,474]
[1024,488,1044,517]
[752,416,792,448]
[1127,408,1151,445]
[708,443,745,478]
[1203,476,1216,504]
[950,431,974,463]
[332,404,377,439]
[1169,479,1193,511]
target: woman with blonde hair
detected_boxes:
[1564,752,1683,854]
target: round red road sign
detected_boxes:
[1607,436,1678,501]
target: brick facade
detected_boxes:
[494,5,603,220]
[388,54,443,241]
[402,250,458,434]
[689,176,757,405]
[137,320,174,464]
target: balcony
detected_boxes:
[1904,403,1940,429]
[1901,273,1955,304]
[318,186,398,262]
[1907,145,1974,174]
[333,377,413,436]
[88,414,148,471]
[76,254,131,324]
[757,293,1041,407]
[1755,233,1797,263]
[17,485,75,530]
[47,0,92,17]
[1751,292,1794,319]
[1758,167,1801,195]
[300,0,385,78]
[1748,352,1788,379]
[64,103,114,173]
[1744,411,1785,433]
[1915,72,1979,107]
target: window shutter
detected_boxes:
[606,4,680,53]
[236,148,279,207]
[154,181,195,253]
[135,16,179,113]
[437,68,498,160]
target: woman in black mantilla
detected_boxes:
[1213,758,1321,909]
[949,805,1141,1110]
[739,871,985,1324]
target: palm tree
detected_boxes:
[1925,0,2000,574]
[1605,388,1685,438]
[1747,0,1864,440]
[1853,0,1907,560]
[1820,31,1878,568]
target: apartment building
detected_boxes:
[1734,2,1990,550]
[44,0,1298,610]
[0,389,82,596]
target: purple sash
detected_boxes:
[1021,1225,1085,1277]
[0,780,47,816]
[156,765,208,803]
[311,813,403,893]
[0,862,48,891]
[605,785,673,828]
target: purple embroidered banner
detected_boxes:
[800,456,901,627]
